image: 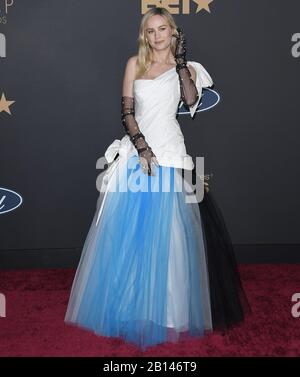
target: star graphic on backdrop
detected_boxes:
[0,92,16,115]
[193,0,214,13]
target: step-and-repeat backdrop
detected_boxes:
[1,1,299,266]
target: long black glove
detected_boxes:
[121,95,158,176]
[173,27,199,107]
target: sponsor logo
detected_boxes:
[179,88,220,115]
[0,187,23,214]
[141,0,214,14]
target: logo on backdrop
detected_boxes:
[0,187,23,214]
[291,293,300,318]
[291,33,300,58]
[0,0,14,24]
[0,293,6,318]
[141,0,214,14]
[0,92,15,114]
[0,4,16,112]
[178,87,220,115]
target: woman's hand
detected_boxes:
[173,27,187,65]
[139,148,159,176]
[134,135,159,176]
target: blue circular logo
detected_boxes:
[178,88,220,114]
[0,187,23,214]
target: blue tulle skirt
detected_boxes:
[65,155,250,350]
[65,155,213,350]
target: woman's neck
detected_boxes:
[151,50,175,65]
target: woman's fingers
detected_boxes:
[153,157,159,166]
[140,159,152,176]
[139,156,159,176]
[173,27,183,39]
[149,158,158,176]
[177,27,184,37]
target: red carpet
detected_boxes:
[0,265,300,356]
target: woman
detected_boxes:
[65,7,250,351]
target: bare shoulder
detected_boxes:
[122,55,138,97]
[124,55,138,78]
[128,55,138,66]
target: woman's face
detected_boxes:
[144,15,174,51]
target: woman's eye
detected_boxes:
[147,28,166,34]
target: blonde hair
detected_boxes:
[135,7,178,80]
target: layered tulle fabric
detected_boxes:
[65,155,213,350]
[189,168,251,329]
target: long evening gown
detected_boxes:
[64,61,250,350]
